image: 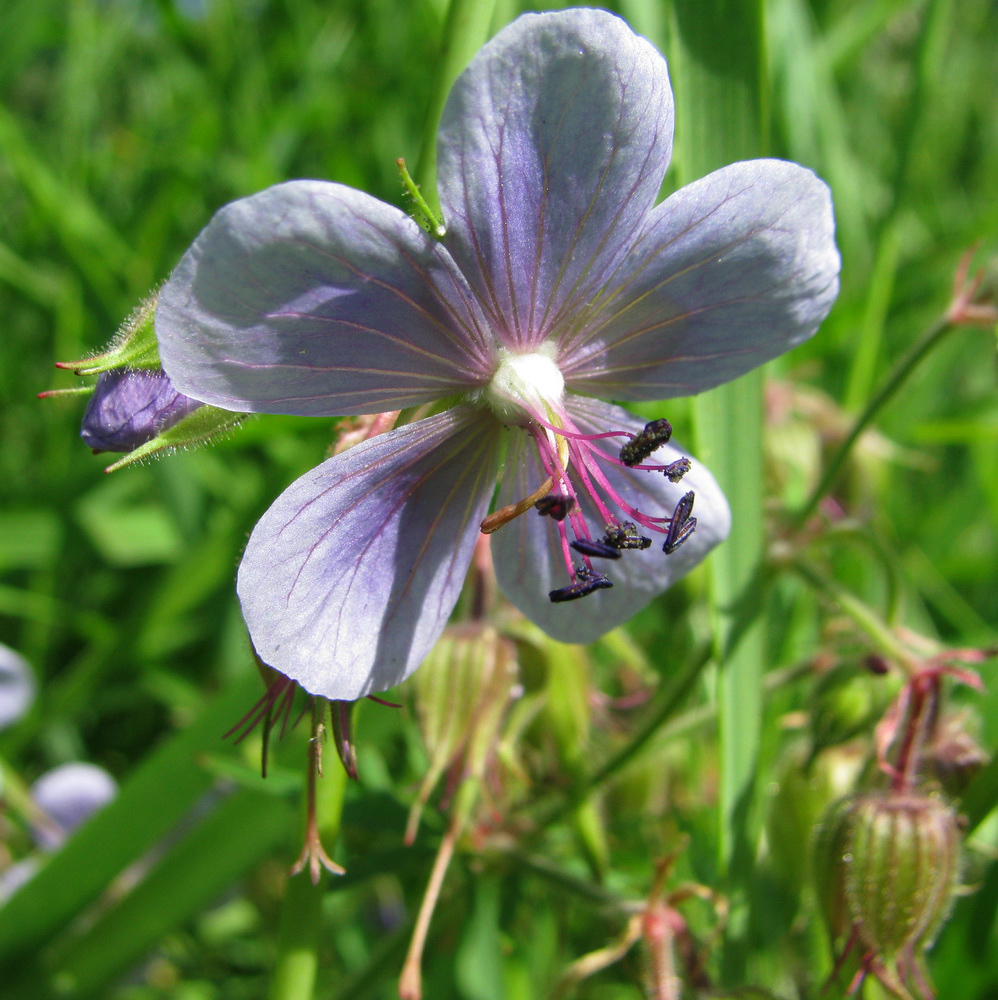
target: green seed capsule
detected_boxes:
[843,793,961,959]
[812,795,857,944]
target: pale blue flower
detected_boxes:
[155,10,839,700]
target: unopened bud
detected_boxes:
[81,368,245,472]
[81,369,203,452]
[50,290,247,470]
[0,643,35,731]
[814,793,961,959]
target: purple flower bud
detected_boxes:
[80,369,203,453]
[30,762,118,849]
[0,643,35,731]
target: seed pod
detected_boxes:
[815,792,961,960]
[812,795,857,944]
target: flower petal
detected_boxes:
[157,181,494,416]
[237,406,501,700]
[491,397,730,643]
[437,9,674,352]
[559,160,840,398]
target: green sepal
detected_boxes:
[102,404,249,473]
[56,289,161,375]
[38,385,95,400]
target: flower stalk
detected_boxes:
[793,247,996,527]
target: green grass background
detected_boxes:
[1,0,997,997]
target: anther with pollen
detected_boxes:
[601,521,652,550]
[663,457,691,483]
[549,565,614,603]
[619,418,673,467]
[534,493,575,521]
[570,537,622,560]
[663,491,697,555]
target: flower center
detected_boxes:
[483,343,564,426]
[477,347,700,606]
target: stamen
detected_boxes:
[570,538,622,560]
[664,491,697,555]
[548,565,614,603]
[663,457,691,483]
[481,475,554,533]
[619,418,673,467]
[535,493,575,521]
[601,521,652,550]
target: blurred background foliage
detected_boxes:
[0,0,996,997]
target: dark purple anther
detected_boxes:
[548,565,614,603]
[663,457,691,483]
[81,369,203,452]
[570,537,622,560]
[534,493,575,521]
[618,418,673,466]
[663,491,697,554]
[601,521,652,550]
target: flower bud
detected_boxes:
[0,643,35,731]
[50,289,247,470]
[814,792,961,959]
[30,762,117,850]
[78,368,246,472]
[81,369,203,452]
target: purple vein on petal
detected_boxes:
[556,192,763,363]
[268,237,488,376]
[453,112,509,345]
[535,68,660,344]
[278,409,492,602]
[307,435,489,636]
[332,198,493,364]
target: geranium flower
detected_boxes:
[155,9,839,700]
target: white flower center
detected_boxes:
[483,342,565,425]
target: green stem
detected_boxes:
[269,709,349,1000]
[668,3,768,935]
[789,558,920,673]
[792,315,955,526]
[499,847,632,913]
[414,0,498,212]
[269,867,324,1000]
